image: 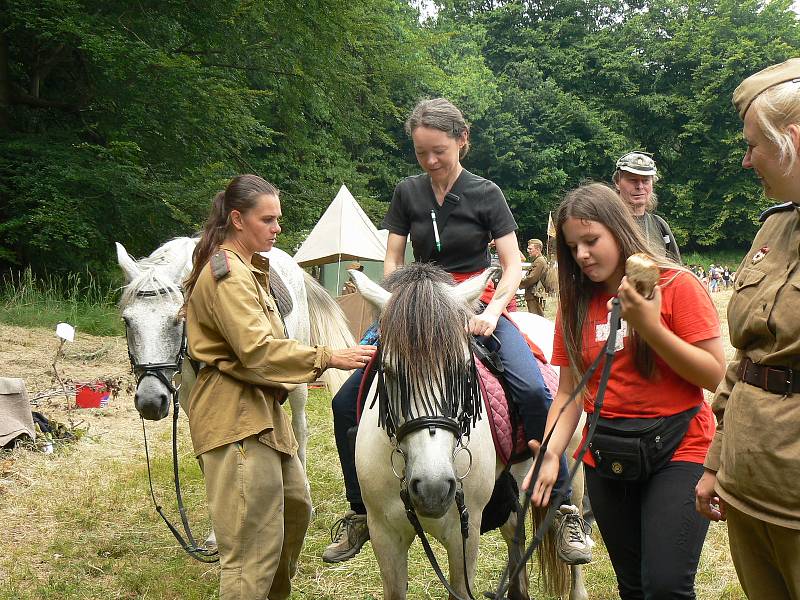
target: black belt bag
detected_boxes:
[588,404,702,481]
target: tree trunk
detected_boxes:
[0,30,10,133]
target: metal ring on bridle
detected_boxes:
[391,447,406,480]
[453,446,473,481]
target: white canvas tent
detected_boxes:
[293,184,386,267]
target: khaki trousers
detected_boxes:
[525,297,543,316]
[201,435,312,600]
[727,505,800,599]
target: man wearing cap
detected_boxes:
[520,238,547,315]
[613,152,682,263]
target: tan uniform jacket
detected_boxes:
[186,246,331,457]
[705,204,800,529]
[520,255,546,300]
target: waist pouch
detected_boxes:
[588,404,701,482]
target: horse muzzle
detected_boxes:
[407,473,457,518]
[134,378,171,421]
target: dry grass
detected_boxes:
[0,291,745,599]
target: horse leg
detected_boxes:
[287,384,309,470]
[498,509,530,600]
[368,516,414,600]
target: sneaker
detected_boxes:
[322,510,370,563]
[553,504,594,565]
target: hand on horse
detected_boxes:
[328,345,377,371]
[695,469,727,522]
[468,310,499,337]
[610,276,663,339]
[522,439,561,508]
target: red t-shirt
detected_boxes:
[552,270,719,466]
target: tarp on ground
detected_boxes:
[293,185,386,267]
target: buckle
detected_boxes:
[766,366,794,396]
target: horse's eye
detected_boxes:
[122,316,130,327]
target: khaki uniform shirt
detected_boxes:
[520,255,546,300]
[186,246,331,457]
[705,204,800,529]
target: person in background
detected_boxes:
[612,151,682,263]
[526,182,724,598]
[520,238,547,315]
[696,57,800,598]
[183,174,375,600]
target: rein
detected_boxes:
[489,298,622,600]
[125,287,219,563]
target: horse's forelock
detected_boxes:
[380,265,471,383]
[118,238,196,309]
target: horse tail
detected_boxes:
[531,504,570,597]
[302,271,357,395]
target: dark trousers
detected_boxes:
[331,314,571,513]
[585,461,709,599]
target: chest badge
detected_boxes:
[751,246,770,264]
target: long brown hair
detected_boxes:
[555,182,681,382]
[184,174,279,300]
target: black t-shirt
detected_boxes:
[381,169,517,273]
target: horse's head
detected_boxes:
[351,264,494,518]
[117,241,193,421]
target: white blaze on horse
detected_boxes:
[351,263,588,600]
[116,236,355,468]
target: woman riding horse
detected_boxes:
[324,98,590,566]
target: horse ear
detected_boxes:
[349,270,390,309]
[452,268,496,304]
[115,242,141,283]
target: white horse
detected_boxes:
[351,264,588,600]
[116,236,355,468]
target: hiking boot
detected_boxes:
[553,504,594,565]
[322,510,370,563]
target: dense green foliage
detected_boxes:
[2,0,798,281]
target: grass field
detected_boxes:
[0,284,745,599]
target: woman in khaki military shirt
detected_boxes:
[695,59,800,598]
[183,174,375,600]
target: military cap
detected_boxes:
[615,151,657,176]
[733,58,800,119]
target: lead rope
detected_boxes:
[489,299,622,600]
[139,328,219,563]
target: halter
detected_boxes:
[124,287,187,394]
[124,286,219,563]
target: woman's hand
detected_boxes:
[468,310,500,337]
[328,345,377,370]
[612,276,663,337]
[522,440,561,507]
[695,469,727,521]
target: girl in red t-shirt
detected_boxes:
[523,182,726,598]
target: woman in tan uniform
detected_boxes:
[183,174,375,600]
[695,58,800,598]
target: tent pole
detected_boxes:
[336,253,341,296]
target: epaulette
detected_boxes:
[759,202,795,222]
[210,250,231,281]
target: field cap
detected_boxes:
[616,151,657,176]
[733,58,800,119]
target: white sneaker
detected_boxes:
[553,504,594,565]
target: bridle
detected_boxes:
[124,286,219,563]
